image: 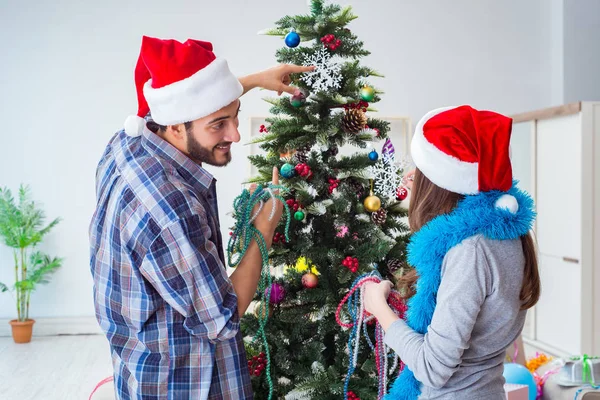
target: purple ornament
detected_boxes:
[381,138,395,158]
[266,283,286,304]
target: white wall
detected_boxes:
[0,0,554,319]
[563,0,600,103]
[546,0,600,105]
[549,0,565,105]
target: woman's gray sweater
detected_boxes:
[385,235,526,399]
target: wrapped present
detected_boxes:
[504,383,529,400]
[556,355,600,386]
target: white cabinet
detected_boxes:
[535,254,582,355]
[536,114,582,260]
[510,102,600,357]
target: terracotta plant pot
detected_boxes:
[9,319,35,344]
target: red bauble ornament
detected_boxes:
[347,391,360,400]
[286,198,301,212]
[301,272,319,289]
[345,101,369,113]
[248,352,267,376]
[320,34,341,50]
[328,177,341,194]
[295,163,312,178]
[320,34,335,44]
[396,186,408,201]
[273,232,286,244]
[342,256,359,273]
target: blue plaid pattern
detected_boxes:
[89,127,252,399]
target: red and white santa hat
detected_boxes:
[124,36,243,136]
[411,105,518,212]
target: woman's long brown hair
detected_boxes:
[398,169,540,310]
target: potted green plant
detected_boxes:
[0,185,62,343]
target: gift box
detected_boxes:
[504,383,529,400]
[556,355,600,386]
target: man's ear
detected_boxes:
[168,123,187,140]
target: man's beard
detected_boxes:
[187,131,232,167]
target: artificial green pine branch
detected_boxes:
[239,2,411,398]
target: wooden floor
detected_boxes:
[2,334,598,400]
[0,334,115,400]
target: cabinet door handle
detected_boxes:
[563,257,579,264]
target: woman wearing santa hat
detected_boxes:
[364,105,541,399]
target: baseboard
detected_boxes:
[0,316,103,337]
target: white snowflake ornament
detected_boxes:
[369,154,410,200]
[301,47,342,92]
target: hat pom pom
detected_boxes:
[124,115,145,137]
[495,194,519,214]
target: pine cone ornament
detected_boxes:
[371,208,387,225]
[326,145,339,156]
[342,108,367,134]
[298,144,312,153]
[387,259,403,274]
[347,178,366,198]
[295,151,309,164]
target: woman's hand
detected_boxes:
[363,280,394,315]
[364,280,400,331]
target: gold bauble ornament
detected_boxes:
[363,179,381,212]
[364,195,381,212]
[360,85,376,102]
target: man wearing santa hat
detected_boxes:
[89,36,313,399]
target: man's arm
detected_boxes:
[239,64,315,96]
[229,166,281,315]
[229,240,268,315]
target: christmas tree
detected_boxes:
[236,1,411,398]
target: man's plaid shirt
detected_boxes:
[89,126,252,399]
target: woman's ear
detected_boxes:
[403,169,416,190]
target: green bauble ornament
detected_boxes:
[280,163,295,179]
[290,89,308,108]
[360,85,375,102]
[294,211,305,221]
[290,96,305,108]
